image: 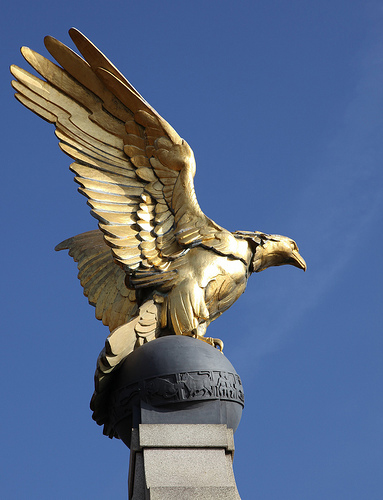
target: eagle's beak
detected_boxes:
[291,250,307,271]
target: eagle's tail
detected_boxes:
[90,298,162,438]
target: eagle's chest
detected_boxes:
[188,247,249,317]
[187,247,248,286]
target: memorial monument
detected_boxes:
[11,29,306,498]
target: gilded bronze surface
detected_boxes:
[11,29,306,416]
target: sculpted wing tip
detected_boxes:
[55,238,71,252]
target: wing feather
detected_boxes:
[44,35,132,122]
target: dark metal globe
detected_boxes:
[108,335,244,447]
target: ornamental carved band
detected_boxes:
[111,370,244,424]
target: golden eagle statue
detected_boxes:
[11,29,306,429]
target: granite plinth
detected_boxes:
[129,424,241,499]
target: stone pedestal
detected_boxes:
[129,424,240,499]
[96,335,244,499]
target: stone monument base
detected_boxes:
[129,423,241,499]
[97,336,245,499]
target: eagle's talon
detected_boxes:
[194,335,224,352]
[212,338,224,352]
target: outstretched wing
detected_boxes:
[11,29,243,282]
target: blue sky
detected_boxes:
[2,1,382,498]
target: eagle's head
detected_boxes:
[250,233,306,273]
